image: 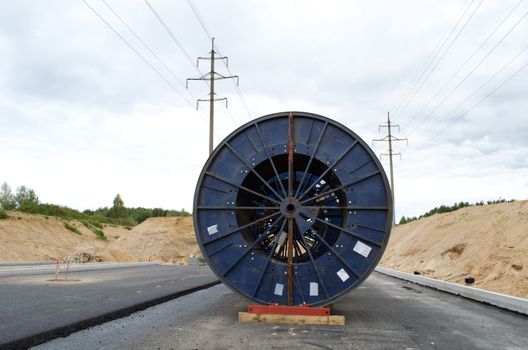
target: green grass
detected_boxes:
[91,221,103,229]
[64,222,81,235]
[80,220,107,240]
[0,209,8,219]
[92,228,107,240]
[80,220,94,229]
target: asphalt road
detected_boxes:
[34,272,527,350]
[0,262,157,277]
[0,264,218,349]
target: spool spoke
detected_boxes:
[197,206,279,210]
[225,143,284,201]
[353,223,387,233]
[252,218,287,297]
[204,211,281,245]
[315,218,381,247]
[221,215,284,277]
[294,122,328,198]
[255,122,288,197]
[301,170,381,205]
[309,206,388,211]
[309,230,361,279]
[297,231,330,299]
[208,242,233,257]
[297,140,359,200]
[348,159,373,175]
[204,171,281,205]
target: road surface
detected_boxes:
[0,263,218,349]
[33,272,527,350]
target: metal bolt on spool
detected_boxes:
[193,111,393,306]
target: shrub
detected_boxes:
[0,182,16,210]
[91,221,103,229]
[80,220,94,229]
[81,220,107,240]
[0,209,8,219]
[93,228,107,240]
[64,222,81,234]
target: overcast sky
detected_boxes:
[1,0,527,219]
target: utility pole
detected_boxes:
[187,37,239,155]
[372,112,408,226]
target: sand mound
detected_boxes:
[105,216,200,264]
[381,200,528,298]
[0,212,200,264]
[0,211,130,262]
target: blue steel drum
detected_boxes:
[193,112,393,306]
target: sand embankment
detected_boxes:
[381,200,528,298]
[0,212,199,264]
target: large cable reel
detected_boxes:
[193,111,393,306]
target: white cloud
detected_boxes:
[1,0,527,217]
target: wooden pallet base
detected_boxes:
[238,311,345,325]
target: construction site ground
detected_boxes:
[30,272,528,350]
[0,264,217,349]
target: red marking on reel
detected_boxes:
[247,304,330,316]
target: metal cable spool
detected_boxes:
[193,111,393,307]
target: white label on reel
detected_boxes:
[337,268,350,282]
[353,241,372,258]
[274,283,284,296]
[207,224,218,235]
[309,282,319,296]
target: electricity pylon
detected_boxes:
[372,112,408,225]
[187,37,239,155]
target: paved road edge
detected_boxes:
[375,267,528,315]
[0,280,220,350]
[0,262,160,277]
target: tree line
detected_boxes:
[0,182,190,226]
[398,199,515,225]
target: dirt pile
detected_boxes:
[106,216,200,264]
[0,211,132,262]
[0,212,200,264]
[380,200,528,298]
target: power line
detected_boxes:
[185,0,212,40]
[394,0,483,122]
[101,0,216,123]
[144,0,238,130]
[394,0,484,125]
[438,43,528,124]
[391,0,474,118]
[215,44,252,120]
[81,0,199,112]
[417,49,528,149]
[402,0,523,132]
[396,0,484,124]
[143,0,199,72]
[101,0,189,93]
[402,54,528,157]
[405,7,528,138]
